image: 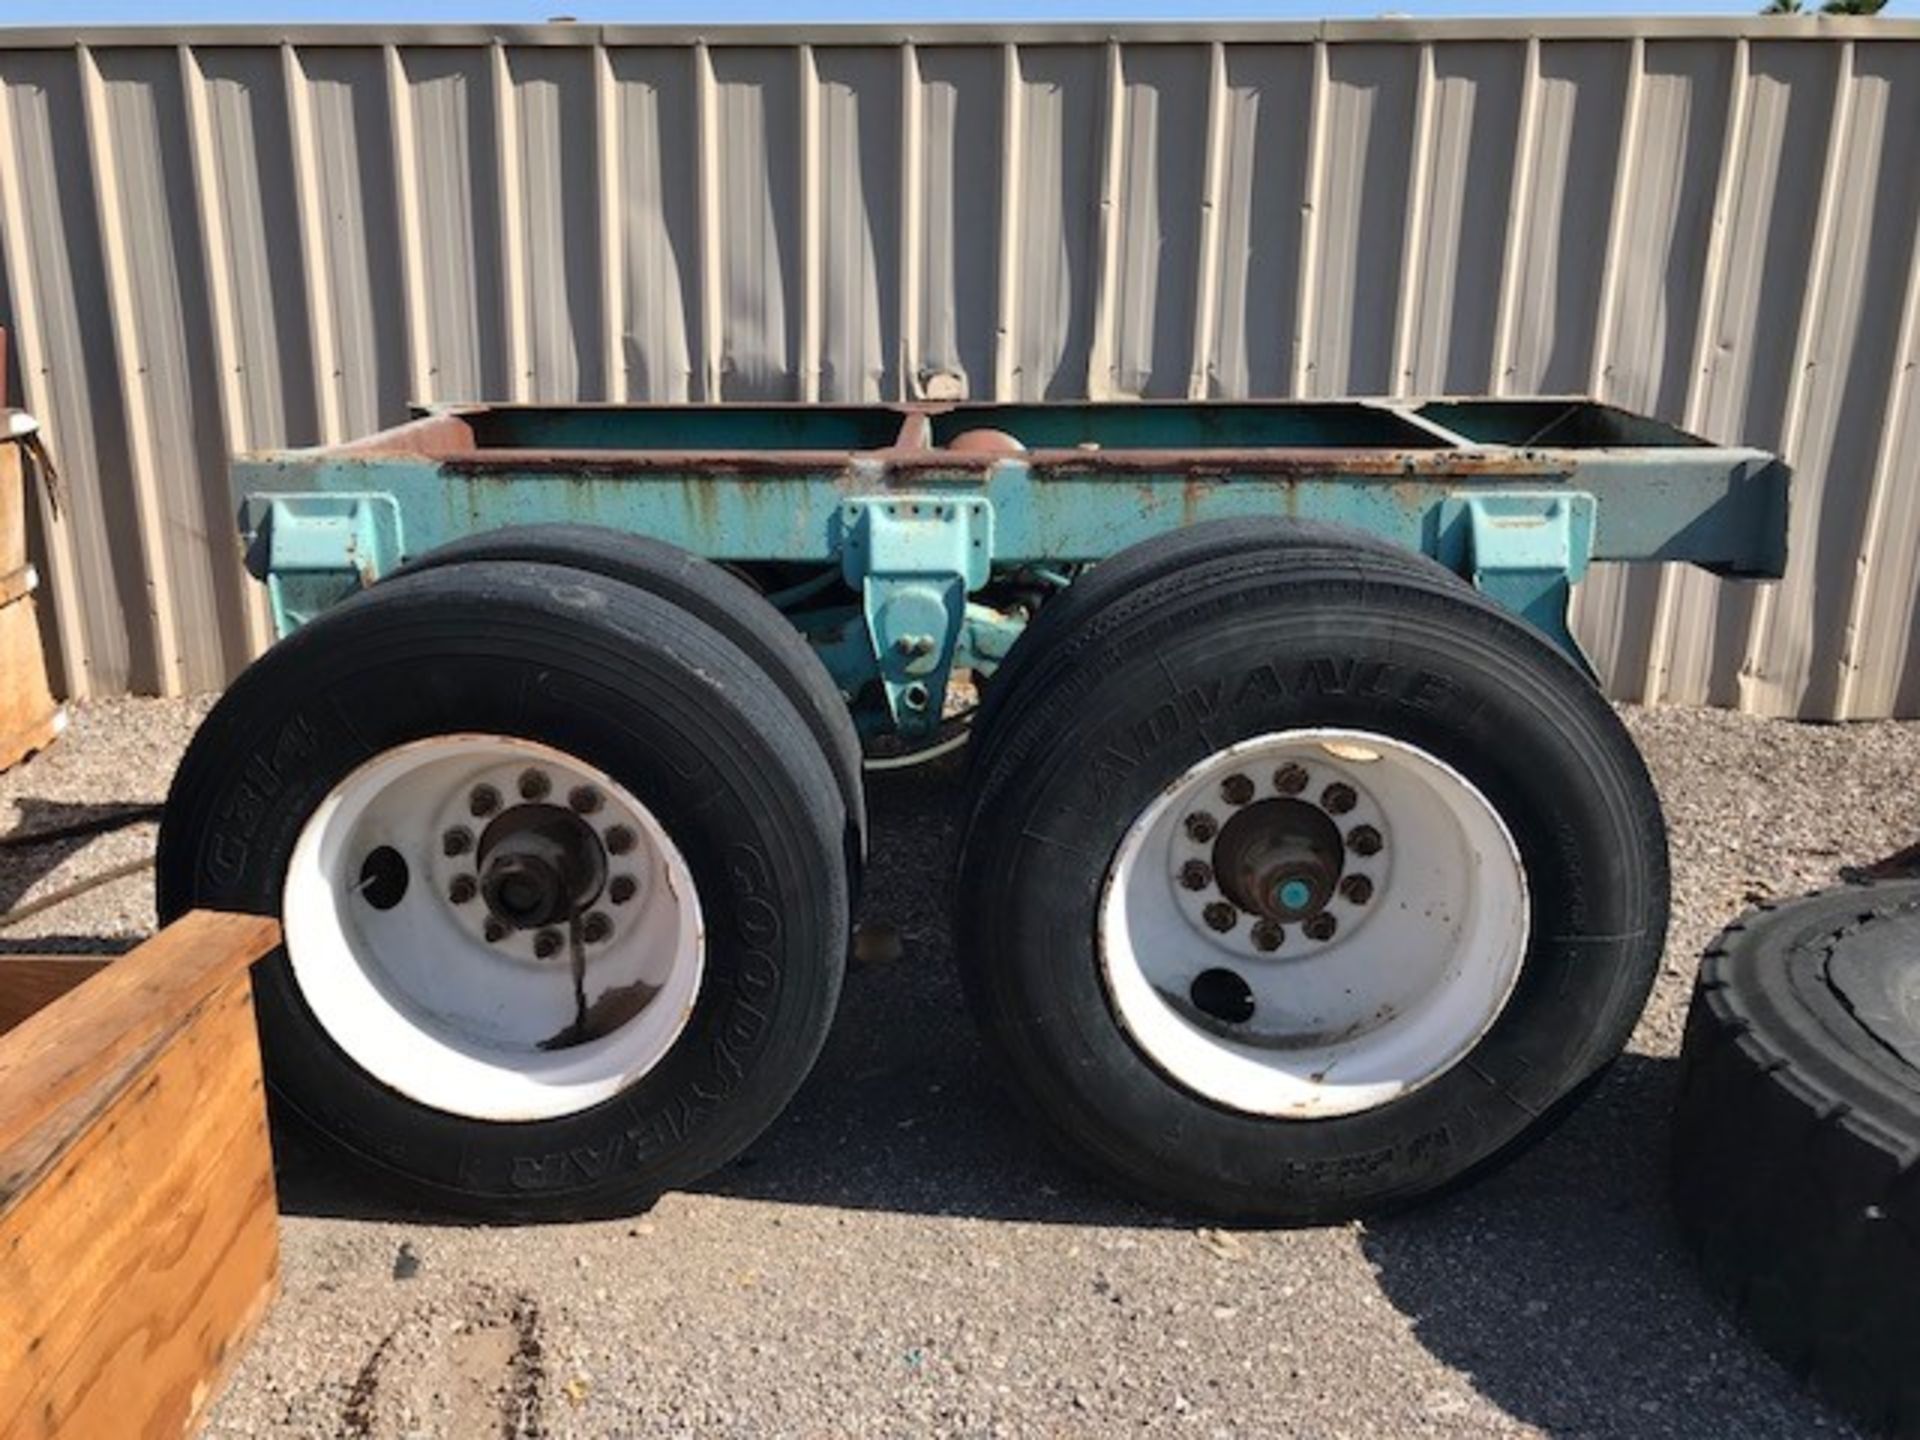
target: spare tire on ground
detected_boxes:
[1672,881,1920,1437]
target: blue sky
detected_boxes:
[4,0,1916,23]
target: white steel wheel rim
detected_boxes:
[1098,728,1529,1119]
[283,735,704,1122]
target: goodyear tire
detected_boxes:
[158,562,849,1219]
[1673,882,1920,1436]
[958,540,1668,1222]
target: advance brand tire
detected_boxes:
[158,562,850,1219]
[958,544,1668,1222]
[397,524,866,875]
[1673,882,1920,1437]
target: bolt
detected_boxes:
[533,928,564,959]
[448,874,477,905]
[609,874,638,905]
[1251,919,1284,952]
[442,826,474,858]
[483,916,509,943]
[581,911,614,944]
[1347,824,1383,857]
[1185,811,1219,843]
[1339,874,1374,905]
[1221,773,1255,806]
[1179,859,1213,891]
[569,785,603,816]
[1322,782,1357,815]
[604,825,636,856]
[1303,912,1338,942]
[1203,901,1238,933]
[518,768,551,801]
[1273,763,1309,796]
[469,784,501,819]
[893,633,937,657]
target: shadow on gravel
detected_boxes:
[0,932,141,956]
[693,755,1162,1229]
[0,797,154,912]
[1359,1054,1848,1438]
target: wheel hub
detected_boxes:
[475,804,608,931]
[1212,798,1345,923]
[1167,760,1388,958]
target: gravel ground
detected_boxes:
[3,697,1914,1438]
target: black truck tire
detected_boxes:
[958,539,1667,1222]
[1673,882,1920,1436]
[159,562,850,1219]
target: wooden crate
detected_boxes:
[0,912,282,1439]
[1,412,62,772]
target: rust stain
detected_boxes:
[1182,475,1213,527]
[537,978,663,1051]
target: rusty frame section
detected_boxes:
[233,398,1789,737]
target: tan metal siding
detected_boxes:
[1,20,1917,716]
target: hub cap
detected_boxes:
[283,735,704,1121]
[1098,729,1529,1118]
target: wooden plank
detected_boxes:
[0,955,113,1037]
[0,595,61,773]
[0,972,278,1440]
[0,910,278,1186]
[1,432,60,772]
[0,449,24,577]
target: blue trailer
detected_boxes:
[158,398,1787,1221]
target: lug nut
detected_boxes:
[533,928,564,959]
[1185,811,1219,843]
[581,911,614,944]
[1203,901,1238,933]
[1303,912,1339,942]
[1322,783,1357,815]
[448,875,477,905]
[569,785,603,816]
[1179,859,1213,891]
[1221,773,1255,806]
[604,825,636,856]
[1273,763,1309,796]
[442,826,473,858]
[469,784,501,819]
[1339,874,1374,905]
[1347,824,1383,857]
[518,768,551,801]
[609,874,638,905]
[1251,919,1284,953]
[483,917,509,943]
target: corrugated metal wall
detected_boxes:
[1,19,1916,715]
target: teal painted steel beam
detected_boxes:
[237,451,1783,577]
[233,400,1790,740]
